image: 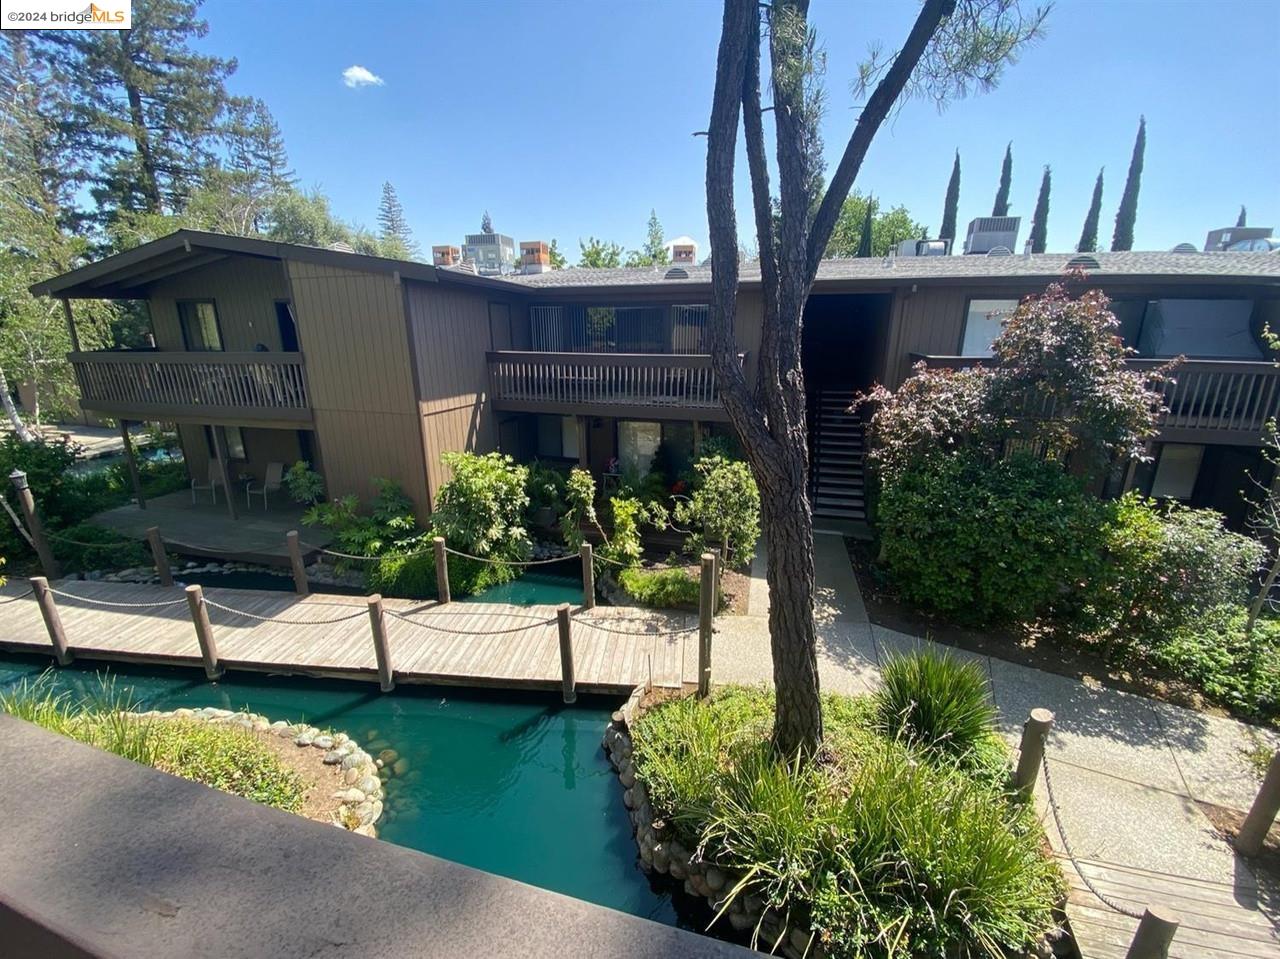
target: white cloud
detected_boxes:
[342,65,384,89]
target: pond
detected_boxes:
[0,654,681,927]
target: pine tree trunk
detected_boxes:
[119,35,162,214]
[0,366,35,442]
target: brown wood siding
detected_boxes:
[286,261,429,515]
[883,288,970,387]
[406,282,521,502]
[148,257,287,352]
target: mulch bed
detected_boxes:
[1198,800,1280,887]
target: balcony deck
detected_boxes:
[89,490,333,566]
[70,350,312,428]
[487,350,741,421]
[911,354,1280,445]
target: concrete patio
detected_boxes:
[88,489,333,565]
[717,534,1280,957]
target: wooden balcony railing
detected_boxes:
[69,351,312,425]
[910,354,1280,440]
[487,351,743,419]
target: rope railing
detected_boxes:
[201,597,368,627]
[0,587,34,604]
[385,609,557,637]
[441,544,578,567]
[46,586,187,610]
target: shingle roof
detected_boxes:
[463,250,1280,292]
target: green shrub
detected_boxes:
[618,566,700,609]
[1155,606,1280,720]
[304,480,426,563]
[560,467,603,550]
[284,460,325,505]
[673,455,761,565]
[525,460,567,522]
[602,495,666,567]
[877,451,1106,624]
[431,452,531,562]
[631,686,1059,958]
[875,650,996,764]
[367,549,513,600]
[51,522,149,574]
[1073,494,1265,656]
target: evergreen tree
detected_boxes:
[34,0,239,228]
[1028,165,1051,254]
[939,150,960,244]
[826,191,926,258]
[480,210,494,234]
[577,236,623,268]
[1111,116,1145,252]
[992,142,1012,216]
[377,181,416,258]
[1237,205,1248,228]
[856,197,875,257]
[547,239,567,270]
[1077,168,1104,253]
[624,209,671,267]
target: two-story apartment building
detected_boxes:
[32,230,1280,530]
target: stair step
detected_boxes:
[814,506,867,520]
[819,479,864,492]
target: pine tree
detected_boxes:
[939,150,960,244]
[200,96,294,235]
[480,210,494,234]
[1077,168,1104,253]
[1111,116,1146,252]
[1237,205,1248,228]
[1028,165,1051,254]
[377,181,416,257]
[643,209,668,265]
[992,142,1012,216]
[34,0,239,227]
[856,197,875,257]
[547,239,567,270]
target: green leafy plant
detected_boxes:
[618,566,701,609]
[602,494,666,568]
[367,549,512,600]
[560,467,604,550]
[875,650,996,763]
[525,460,567,525]
[51,522,148,574]
[431,452,530,562]
[284,460,325,505]
[673,455,761,565]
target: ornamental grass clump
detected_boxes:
[874,649,996,763]
[629,679,1061,958]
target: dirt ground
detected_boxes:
[252,730,351,826]
[1199,801,1280,887]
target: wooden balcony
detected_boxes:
[910,354,1280,444]
[487,351,742,421]
[70,351,312,427]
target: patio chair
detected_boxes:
[246,461,285,510]
[191,458,225,504]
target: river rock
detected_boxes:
[332,733,349,746]
[340,753,364,772]
[293,731,316,747]
[377,748,398,764]
[704,867,726,892]
[619,766,636,788]
[357,775,380,795]
[332,788,365,803]
[391,757,409,776]
[312,735,334,750]
[368,740,391,753]
[322,750,345,765]
[343,767,361,785]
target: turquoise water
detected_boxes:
[461,567,582,606]
[0,655,679,926]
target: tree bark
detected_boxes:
[0,366,35,442]
[119,35,162,214]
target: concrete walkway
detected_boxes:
[717,533,1280,957]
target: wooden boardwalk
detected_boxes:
[0,580,696,694]
[1060,854,1280,959]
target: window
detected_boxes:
[178,301,223,352]
[204,425,247,461]
[1150,443,1203,500]
[1134,299,1260,359]
[535,415,578,460]
[618,421,661,474]
[959,299,1018,356]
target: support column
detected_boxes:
[10,469,59,579]
[556,603,576,704]
[120,420,146,509]
[1015,708,1055,797]
[697,551,716,697]
[286,531,309,596]
[30,577,71,665]
[61,298,80,354]
[1236,751,1280,857]
[146,527,172,587]
[210,426,238,521]
[576,416,588,469]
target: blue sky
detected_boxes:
[201,0,1279,259]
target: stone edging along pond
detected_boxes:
[132,707,386,835]
[602,687,816,959]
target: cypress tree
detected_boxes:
[1077,168,1104,253]
[377,181,416,257]
[1028,166,1051,254]
[992,142,1012,216]
[856,197,875,257]
[1237,205,1248,228]
[939,150,960,245]
[480,210,494,234]
[1111,116,1146,252]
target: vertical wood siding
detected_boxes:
[286,261,429,514]
[148,257,287,352]
[882,287,970,387]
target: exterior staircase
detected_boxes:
[810,387,866,525]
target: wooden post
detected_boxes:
[119,420,146,509]
[210,426,238,521]
[286,530,309,596]
[576,416,588,469]
[1124,906,1179,959]
[556,603,576,703]
[580,542,595,609]
[61,298,80,353]
[30,576,70,666]
[367,594,394,692]
[1015,708,1055,796]
[697,551,716,697]
[10,469,59,580]
[433,536,450,605]
[1235,750,1280,857]
[146,526,172,587]
[711,545,724,613]
[184,584,221,680]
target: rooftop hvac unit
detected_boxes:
[963,216,1021,255]
[896,238,951,257]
